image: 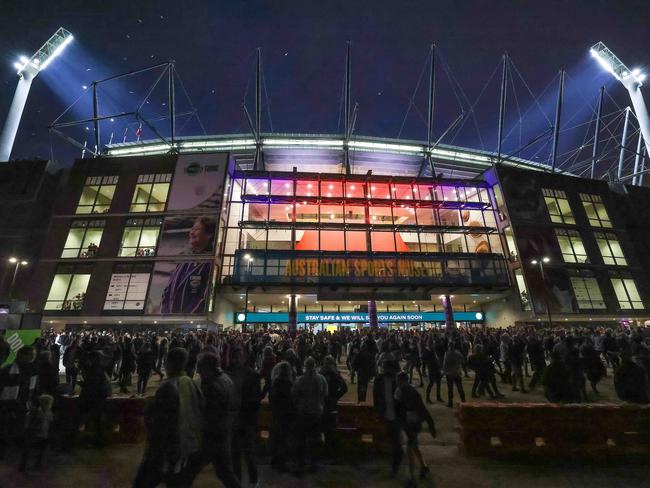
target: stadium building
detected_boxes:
[0,132,646,331]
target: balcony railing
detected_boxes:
[231,249,510,287]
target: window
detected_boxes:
[580,193,612,228]
[104,263,152,311]
[130,174,172,212]
[543,189,575,224]
[595,232,627,266]
[610,272,643,310]
[119,218,162,257]
[514,268,531,310]
[569,274,606,310]
[504,226,517,262]
[555,228,588,263]
[61,220,105,258]
[492,184,506,220]
[44,268,91,310]
[75,176,118,214]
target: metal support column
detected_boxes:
[550,70,565,172]
[590,86,604,179]
[633,131,644,185]
[426,44,437,176]
[344,41,352,174]
[442,295,455,332]
[0,73,34,162]
[168,61,175,147]
[92,82,100,155]
[255,48,262,170]
[288,294,297,334]
[618,107,631,180]
[640,148,646,186]
[496,53,508,164]
[368,300,378,330]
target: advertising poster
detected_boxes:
[167,153,228,212]
[146,261,212,315]
[2,329,42,367]
[104,272,151,310]
[157,215,217,257]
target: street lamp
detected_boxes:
[590,42,650,162]
[0,27,74,162]
[530,257,553,327]
[7,257,28,299]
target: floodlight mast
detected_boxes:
[0,28,73,162]
[590,42,650,168]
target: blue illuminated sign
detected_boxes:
[235,311,483,323]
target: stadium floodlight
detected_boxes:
[590,41,650,164]
[0,28,73,162]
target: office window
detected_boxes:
[130,174,172,212]
[610,272,643,310]
[504,226,517,261]
[595,232,627,266]
[61,220,105,258]
[119,218,162,257]
[555,228,588,263]
[514,268,531,310]
[543,189,575,224]
[580,193,612,228]
[75,176,118,214]
[45,271,91,311]
[569,275,606,310]
[104,263,152,311]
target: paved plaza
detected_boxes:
[1,364,649,488]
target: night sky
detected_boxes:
[1,0,649,171]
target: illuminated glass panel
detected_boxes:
[75,176,118,214]
[581,193,612,228]
[543,189,575,224]
[130,174,171,212]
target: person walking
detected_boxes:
[183,352,241,488]
[319,355,347,448]
[228,348,262,487]
[395,371,436,488]
[372,354,403,477]
[269,361,295,471]
[443,341,466,408]
[292,356,328,474]
[133,347,204,488]
[421,338,443,403]
[136,343,156,396]
[351,343,374,403]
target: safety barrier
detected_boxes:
[55,396,389,455]
[457,402,650,458]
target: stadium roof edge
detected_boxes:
[105,132,564,175]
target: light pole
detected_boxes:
[8,257,28,299]
[0,28,73,162]
[590,42,650,179]
[531,257,553,327]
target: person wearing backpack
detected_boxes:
[133,347,203,488]
[395,371,436,488]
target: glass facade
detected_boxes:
[75,176,118,214]
[543,189,575,224]
[130,174,172,212]
[61,220,104,258]
[595,232,627,266]
[45,266,92,311]
[581,193,612,228]
[220,173,503,281]
[119,217,162,257]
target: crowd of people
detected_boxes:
[1,324,650,487]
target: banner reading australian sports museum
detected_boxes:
[232,250,509,287]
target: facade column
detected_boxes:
[288,294,297,334]
[442,294,455,332]
[368,299,378,330]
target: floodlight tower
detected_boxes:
[0,28,73,162]
[590,42,650,163]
